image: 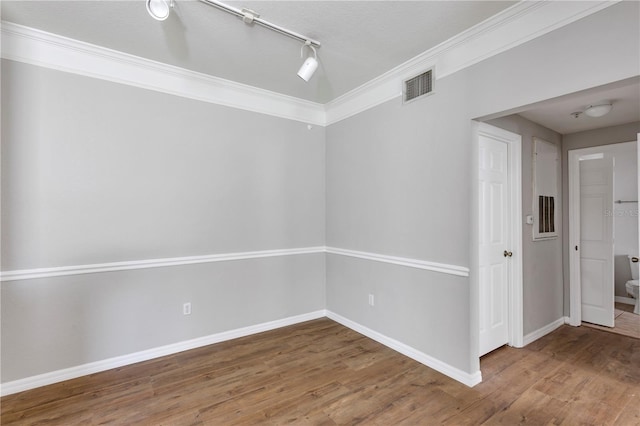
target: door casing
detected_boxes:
[472,122,524,363]
[568,143,634,326]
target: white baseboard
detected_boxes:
[523,317,567,346]
[2,309,483,396]
[0,310,325,397]
[325,311,482,387]
[615,296,636,305]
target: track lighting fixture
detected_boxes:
[146,0,173,21]
[571,102,613,119]
[146,0,321,82]
[297,41,318,82]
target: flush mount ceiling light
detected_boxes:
[146,0,321,82]
[146,0,173,21]
[297,41,318,82]
[571,102,613,119]
[584,103,613,117]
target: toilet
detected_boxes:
[625,255,639,314]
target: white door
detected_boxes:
[580,155,614,327]
[479,134,511,356]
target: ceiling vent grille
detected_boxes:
[403,69,434,104]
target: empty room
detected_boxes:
[1,1,639,424]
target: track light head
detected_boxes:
[298,56,318,82]
[297,41,318,82]
[147,0,171,21]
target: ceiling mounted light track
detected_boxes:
[146,0,321,81]
[197,0,321,49]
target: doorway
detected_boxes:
[475,122,523,356]
[568,141,639,328]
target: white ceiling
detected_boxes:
[1,0,515,103]
[517,77,640,135]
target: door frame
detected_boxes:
[472,121,524,360]
[569,142,635,326]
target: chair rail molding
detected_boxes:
[2,247,469,282]
[0,247,326,282]
[325,247,469,277]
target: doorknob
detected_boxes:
[503,250,513,258]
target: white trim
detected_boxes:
[1,1,616,127]
[506,127,524,349]
[325,247,469,277]
[568,143,633,327]
[615,296,636,305]
[1,309,485,395]
[568,149,582,326]
[522,317,566,347]
[0,22,326,126]
[324,1,617,125]
[0,310,326,396]
[0,247,326,282]
[2,246,470,282]
[326,311,482,388]
[473,123,524,353]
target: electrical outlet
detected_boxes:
[368,294,375,307]
[183,302,192,315]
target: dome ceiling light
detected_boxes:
[571,102,613,119]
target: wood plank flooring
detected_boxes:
[2,319,639,425]
[582,302,640,340]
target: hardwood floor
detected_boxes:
[2,319,639,425]
[617,302,635,314]
[582,302,640,340]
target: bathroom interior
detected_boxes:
[583,139,639,336]
[612,141,639,315]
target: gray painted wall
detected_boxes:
[326,2,639,375]
[1,60,326,382]
[326,81,475,372]
[487,115,564,335]
[1,255,325,382]
[326,255,469,370]
[2,60,325,270]
[562,122,640,312]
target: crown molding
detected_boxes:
[0,21,326,126]
[324,0,619,125]
[0,1,617,127]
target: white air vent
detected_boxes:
[403,69,434,104]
